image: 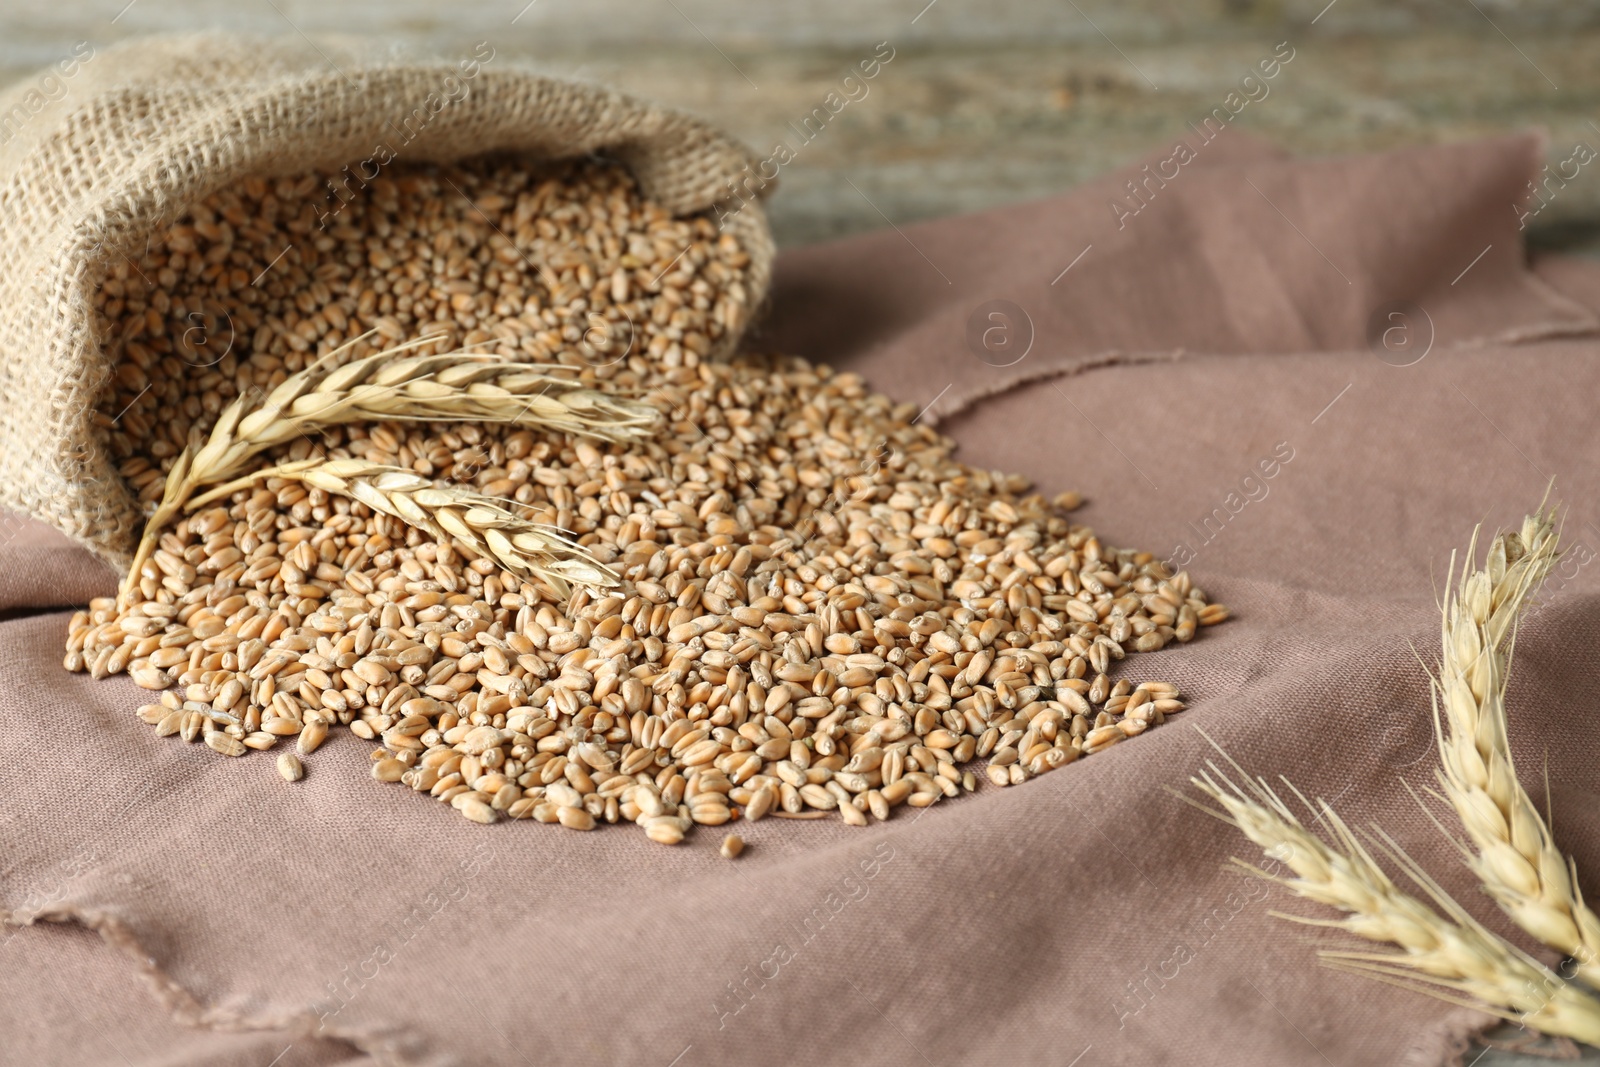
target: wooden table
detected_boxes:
[4,3,1599,1063]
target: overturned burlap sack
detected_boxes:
[0,31,774,572]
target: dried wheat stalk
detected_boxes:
[1191,749,1600,1045]
[122,331,657,601]
[1432,510,1600,986]
[188,457,617,596]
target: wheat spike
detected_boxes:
[1431,508,1600,986]
[1189,744,1600,1045]
[121,332,656,603]
[188,457,616,597]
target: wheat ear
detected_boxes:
[187,457,616,597]
[122,332,656,603]
[1432,510,1600,985]
[1190,746,1600,1045]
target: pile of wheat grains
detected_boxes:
[69,156,1227,840]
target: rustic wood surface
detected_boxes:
[5,3,1600,1063]
[7,1,1600,253]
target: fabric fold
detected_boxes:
[753,131,1599,426]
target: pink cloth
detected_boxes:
[7,129,1600,1066]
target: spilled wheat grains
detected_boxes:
[69,156,1228,844]
[71,350,1226,839]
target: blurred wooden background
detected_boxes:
[4,3,1599,1063]
[6,0,1600,253]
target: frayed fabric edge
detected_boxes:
[918,312,1600,432]
[916,349,1188,428]
[3,904,443,1067]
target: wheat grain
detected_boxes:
[1432,510,1600,987]
[1191,746,1600,1045]
[557,806,596,831]
[277,752,304,782]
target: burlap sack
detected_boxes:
[0,31,775,573]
